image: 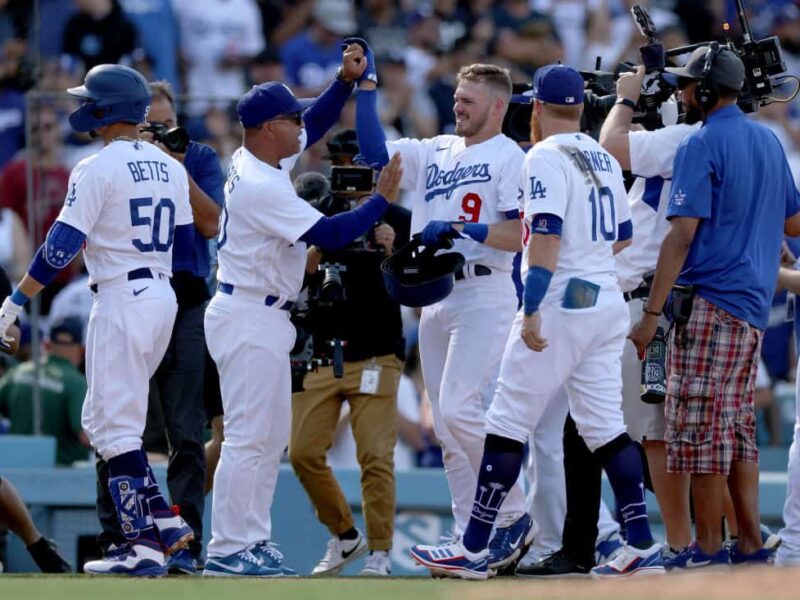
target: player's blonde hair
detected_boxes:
[457,64,513,101]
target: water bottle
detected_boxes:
[640,326,667,404]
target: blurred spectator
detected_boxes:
[174,0,265,117]
[280,0,356,95]
[0,105,70,245]
[247,47,286,85]
[358,0,410,62]
[491,0,564,75]
[62,0,142,71]
[432,0,469,53]
[0,41,28,169]
[532,0,593,69]
[0,205,32,281]
[38,0,76,59]
[376,56,437,138]
[0,317,90,466]
[674,0,728,44]
[0,0,32,46]
[118,0,179,89]
[259,0,315,48]
[403,12,441,94]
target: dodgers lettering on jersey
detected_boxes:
[215,146,323,299]
[387,134,524,272]
[520,132,630,304]
[56,140,192,286]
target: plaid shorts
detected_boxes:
[665,295,762,475]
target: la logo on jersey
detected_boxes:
[65,182,77,206]
[424,161,492,202]
[529,177,547,200]
[672,189,686,206]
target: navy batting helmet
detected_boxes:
[381,235,465,307]
[67,64,151,133]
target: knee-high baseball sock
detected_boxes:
[596,435,653,549]
[139,450,174,519]
[462,434,525,553]
[107,450,160,548]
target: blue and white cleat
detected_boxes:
[204,542,294,578]
[595,531,625,566]
[590,543,665,578]
[488,513,538,569]
[166,548,198,575]
[154,513,194,556]
[84,543,166,577]
[410,537,490,580]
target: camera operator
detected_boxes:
[288,129,411,578]
[94,81,224,574]
[629,45,800,566]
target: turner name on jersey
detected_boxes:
[520,132,630,302]
[387,133,524,271]
[56,140,192,286]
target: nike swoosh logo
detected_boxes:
[133,287,149,296]
[341,543,362,559]
[435,145,447,152]
[208,559,246,573]
[510,530,526,548]
[685,557,711,568]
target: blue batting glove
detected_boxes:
[421,221,461,246]
[342,36,378,84]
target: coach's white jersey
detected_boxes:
[216,146,323,299]
[615,123,698,292]
[56,140,192,286]
[520,132,630,303]
[387,133,524,271]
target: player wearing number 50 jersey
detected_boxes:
[355,63,533,569]
[408,65,664,580]
[0,64,195,577]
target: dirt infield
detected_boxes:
[449,566,800,600]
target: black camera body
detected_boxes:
[330,166,374,193]
[141,123,190,154]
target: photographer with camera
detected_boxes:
[288,129,410,578]
[629,44,800,567]
[94,80,225,574]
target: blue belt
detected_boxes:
[217,283,295,311]
[90,268,154,293]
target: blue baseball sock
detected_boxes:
[599,441,653,549]
[139,450,174,519]
[462,434,524,553]
[107,450,160,548]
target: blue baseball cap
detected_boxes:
[49,317,83,345]
[237,82,315,128]
[532,65,585,105]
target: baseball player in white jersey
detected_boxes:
[599,65,699,559]
[202,79,403,577]
[409,64,664,580]
[355,63,533,570]
[0,64,195,576]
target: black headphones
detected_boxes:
[695,42,721,112]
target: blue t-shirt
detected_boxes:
[175,141,224,278]
[0,89,25,169]
[119,0,179,91]
[280,32,341,90]
[668,105,800,329]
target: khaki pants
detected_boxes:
[289,354,402,551]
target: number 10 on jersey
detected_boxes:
[587,186,616,241]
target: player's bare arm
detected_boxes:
[628,215,699,358]
[521,231,560,352]
[598,66,646,170]
[778,267,800,294]
[786,210,800,237]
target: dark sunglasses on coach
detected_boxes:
[266,112,303,126]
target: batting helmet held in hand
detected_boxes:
[67,64,152,133]
[381,235,465,307]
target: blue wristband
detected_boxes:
[523,266,553,316]
[461,222,489,243]
[10,288,29,307]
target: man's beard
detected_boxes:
[455,106,489,138]
[530,110,543,144]
[684,104,704,125]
